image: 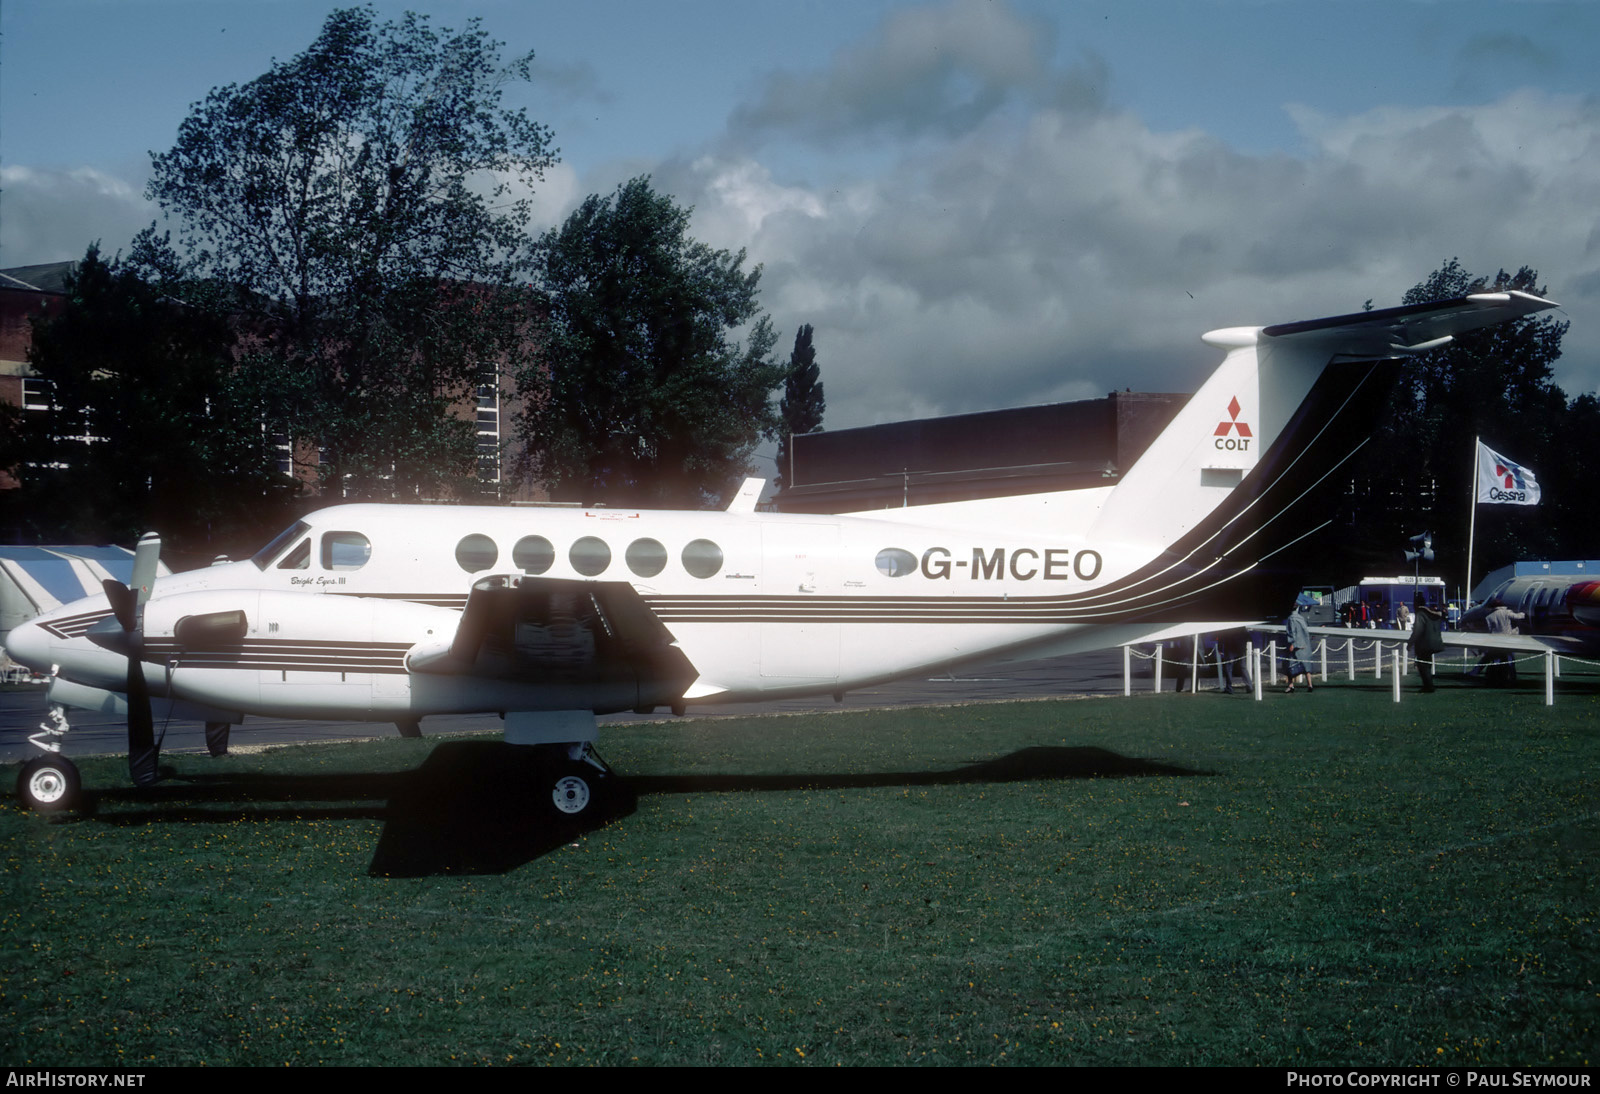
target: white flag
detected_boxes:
[1476,441,1541,505]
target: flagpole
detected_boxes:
[1466,435,1479,603]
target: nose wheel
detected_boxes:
[17,755,81,813]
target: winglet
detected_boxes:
[726,477,765,513]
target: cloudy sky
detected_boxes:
[4,0,1598,441]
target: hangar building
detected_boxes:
[776,391,1190,514]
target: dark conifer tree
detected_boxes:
[774,324,825,490]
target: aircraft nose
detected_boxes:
[4,617,52,674]
[1568,581,1600,628]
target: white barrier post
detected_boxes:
[1154,644,1163,694]
[1123,645,1131,697]
[1546,651,1555,706]
[1253,647,1263,701]
[1392,649,1401,703]
[1346,638,1355,680]
[1375,642,1383,679]
[1401,643,1409,676]
[1319,638,1327,682]
[1190,635,1199,694]
[1268,640,1277,685]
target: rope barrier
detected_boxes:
[1120,632,1591,706]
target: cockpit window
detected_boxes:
[277,538,311,570]
[322,532,371,571]
[252,521,310,570]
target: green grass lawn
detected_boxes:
[2,674,1597,1066]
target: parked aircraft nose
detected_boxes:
[1568,581,1600,628]
[4,617,51,674]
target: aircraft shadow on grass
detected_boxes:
[42,741,1212,877]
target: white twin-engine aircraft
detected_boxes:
[6,291,1558,815]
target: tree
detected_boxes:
[1341,260,1574,590]
[137,7,555,499]
[774,324,825,490]
[519,176,786,507]
[7,246,297,559]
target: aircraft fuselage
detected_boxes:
[9,500,1156,721]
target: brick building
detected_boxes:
[0,261,537,503]
[0,264,73,489]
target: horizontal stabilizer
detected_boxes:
[1253,290,1557,354]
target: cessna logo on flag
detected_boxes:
[1477,442,1541,505]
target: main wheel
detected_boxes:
[17,756,81,814]
[549,765,598,819]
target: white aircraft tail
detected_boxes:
[1076,291,1557,620]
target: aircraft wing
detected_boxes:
[406,575,699,699]
[1260,624,1589,657]
[1439,631,1589,656]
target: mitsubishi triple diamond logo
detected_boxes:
[1213,396,1253,452]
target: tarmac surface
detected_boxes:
[1,648,1149,765]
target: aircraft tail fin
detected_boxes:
[1083,291,1556,619]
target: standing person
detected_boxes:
[1214,628,1251,694]
[1396,600,1412,632]
[1483,598,1527,685]
[1284,608,1314,693]
[1409,595,1445,693]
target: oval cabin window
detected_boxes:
[570,536,612,576]
[626,538,668,578]
[455,534,498,573]
[682,539,724,579]
[513,535,555,575]
[875,548,917,577]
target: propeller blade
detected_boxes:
[102,578,137,633]
[126,656,157,787]
[130,532,160,609]
[104,531,162,787]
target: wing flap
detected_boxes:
[407,575,698,704]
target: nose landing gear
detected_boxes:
[17,754,80,813]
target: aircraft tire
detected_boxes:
[548,765,600,820]
[205,722,231,757]
[17,755,81,814]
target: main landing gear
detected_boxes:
[503,711,615,824]
[541,742,612,822]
